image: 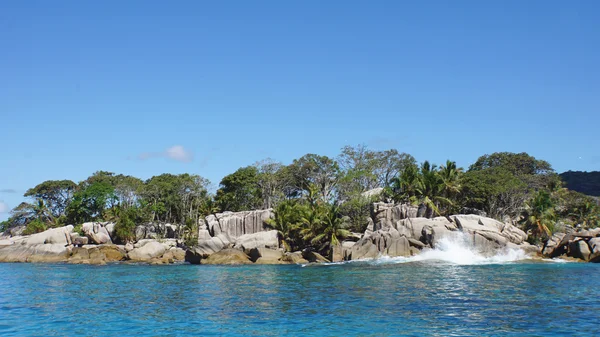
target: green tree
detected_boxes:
[113,206,147,243]
[215,166,262,212]
[266,200,303,251]
[306,204,350,256]
[288,154,340,201]
[460,167,528,219]
[438,160,463,215]
[24,180,77,218]
[66,181,116,224]
[520,190,556,243]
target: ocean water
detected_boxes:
[1,238,599,336]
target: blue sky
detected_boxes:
[1,0,599,219]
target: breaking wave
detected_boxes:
[342,232,531,266]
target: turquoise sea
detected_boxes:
[0,257,598,337]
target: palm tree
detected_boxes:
[438,160,463,215]
[308,204,350,255]
[416,161,449,218]
[388,161,449,218]
[570,201,600,229]
[387,164,420,204]
[520,190,555,241]
[266,200,302,252]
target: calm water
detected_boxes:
[0,260,598,336]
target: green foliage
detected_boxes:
[266,200,303,251]
[387,160,460,218]
[183,218,199,248]
[215,166,262,212]
[0,220,10,233]
[338,194,374,233]
[520,190,556,242]
[460,167,528,219]
[142,173,210,224]
[288,154,340,201]
[66,181,116,224]
[8,148,597,249]
[72,223,84,236]
[24,180,77,218]
[22,219,47,235]
[113,206,142,243]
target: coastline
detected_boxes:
[2,203,598,265]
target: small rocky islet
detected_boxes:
[1,202,598,265]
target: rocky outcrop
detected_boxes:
[186,210,278,263]
[248,248,285,264]
[201,249,253,265]
[206,209,273,240]
[232,230,279,251]
[82,222,113,244]
[134,223,179,241]
[340,205,537,261]
[369,203,418,232]
[0,223,185,264]
[543,229,600,262]
[281,251,309,264]
[128,241,167,261]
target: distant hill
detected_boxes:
[560,171,600,196]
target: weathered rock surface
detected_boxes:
[82,222,113,244]
[233,230,279,251]
[281,251,309,264]
[201,249,252,265]
[23,225,74,245]
[0,244,70,263]
[589,238,600,263]
[128,241,167,261]
[302,250,330,263]
[206,209,273,240]
[135,223,179,241]
[542,230,600,262]
[248,248,285,264]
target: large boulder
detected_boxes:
[453,215,527,246]
[370,203,418,232]
[23,226,74,245]
[568,239,591,261]
[0,244,70,263]
[201,249,252,265]
[281,251,309,264]
[206,209,273,240]
[346,239,379,260]
[128,241,167,261]
[302,250,331,263]
[589,238,600,263]
[248,247,285,264]
[82,222,113,244]
[233,230,279,251]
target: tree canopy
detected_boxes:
[2,148,598,246]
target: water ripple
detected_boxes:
[0,262,599,336]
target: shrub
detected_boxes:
[23,220,47,235]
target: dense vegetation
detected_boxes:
[560,171,600,197]
[1,147,599,255]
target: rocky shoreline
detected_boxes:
[1,203,599,265]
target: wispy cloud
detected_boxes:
[0,201,9,213]
[0,189,16,194]
[138,145,194,163]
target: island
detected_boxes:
[1,148,599,264]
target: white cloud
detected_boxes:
[0,201,9,213]
[0,189,16,193]
[165,145,193,162]
[138,145,193,163]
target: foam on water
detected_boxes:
[342,232,531,266]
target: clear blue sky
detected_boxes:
[1,0,599,219]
